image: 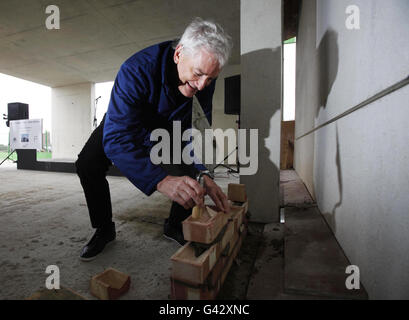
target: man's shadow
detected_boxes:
[239,47,282,222]
[314,28,343,233]
[322,124,343,233]
[316,28,339,116]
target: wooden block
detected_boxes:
[170,225,248,300]
[182,206,229,244]
[229,202,248,224]
[237,201,249,215]
[228,205,245,234]
[243,201,249,214]
[170,277,219,300]
[227,184,247,202]
[206,224,247,294]
[207,206,218,218]
[208,254,227,289]
[220,226,247,285]
[171,242,219,285]
[220,218,235,250]
[206,221,237,289]
[228,229,240,256]
[191,206,204,220]
[172,218,236,286]
[90,268,130,300]
[225,204,248,256]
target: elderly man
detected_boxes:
[75,18,233,261]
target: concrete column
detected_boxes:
[51,82,95,159]
[240,0,282,222]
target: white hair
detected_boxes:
[177,17,233,68]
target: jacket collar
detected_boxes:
[161,42,177,86]
[160,41,192,105]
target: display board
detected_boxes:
[10,119,43,150]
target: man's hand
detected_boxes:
[157,175,205,210]
[202,175,230,213]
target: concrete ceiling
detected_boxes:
[0,0,240,87]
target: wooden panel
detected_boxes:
[280,121,295,169]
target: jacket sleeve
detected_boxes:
[103,62,168,196]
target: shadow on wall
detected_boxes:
[323,124,343,233]
[314,28,342,232]
[240,47,281,222]
[316,28,339,116]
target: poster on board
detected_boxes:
[9,119,43,150]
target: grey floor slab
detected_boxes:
[246,223,285,300]
[284,206,368,299]
[0,165,238,300]
[280,170,315,207]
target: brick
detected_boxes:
[172,218,236,286]
[243,201,249,214]
[170,198,249,295]
[90,268,131,300]
[170,225,248,300]
[228,230,240,256]
[208,253,227,289]
[171,242,219,285]
[221,226,247,285]
[182,206,229,244]
[170,277,219,300]
[208,224,247,291]
[236,201,249,215]
[228,205,245,234]
[220,217,235,250]
[228,183,247,202]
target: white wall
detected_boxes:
[295,0,409,299]
[95,81,114,127]
[51,82,94,159]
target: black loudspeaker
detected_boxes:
[7,102,29,126]
[224,75,240,115]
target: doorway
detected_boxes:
[281,37,296,170]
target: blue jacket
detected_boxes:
[103,41,215,196]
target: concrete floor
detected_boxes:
[1,162,368,300]
[0,162,242,300]
[247,170,368,300]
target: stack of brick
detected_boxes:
[170,183,249,300]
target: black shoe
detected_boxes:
[80,222,116,262]
[163,219,187,246]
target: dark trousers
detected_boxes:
[75,114,195,230]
